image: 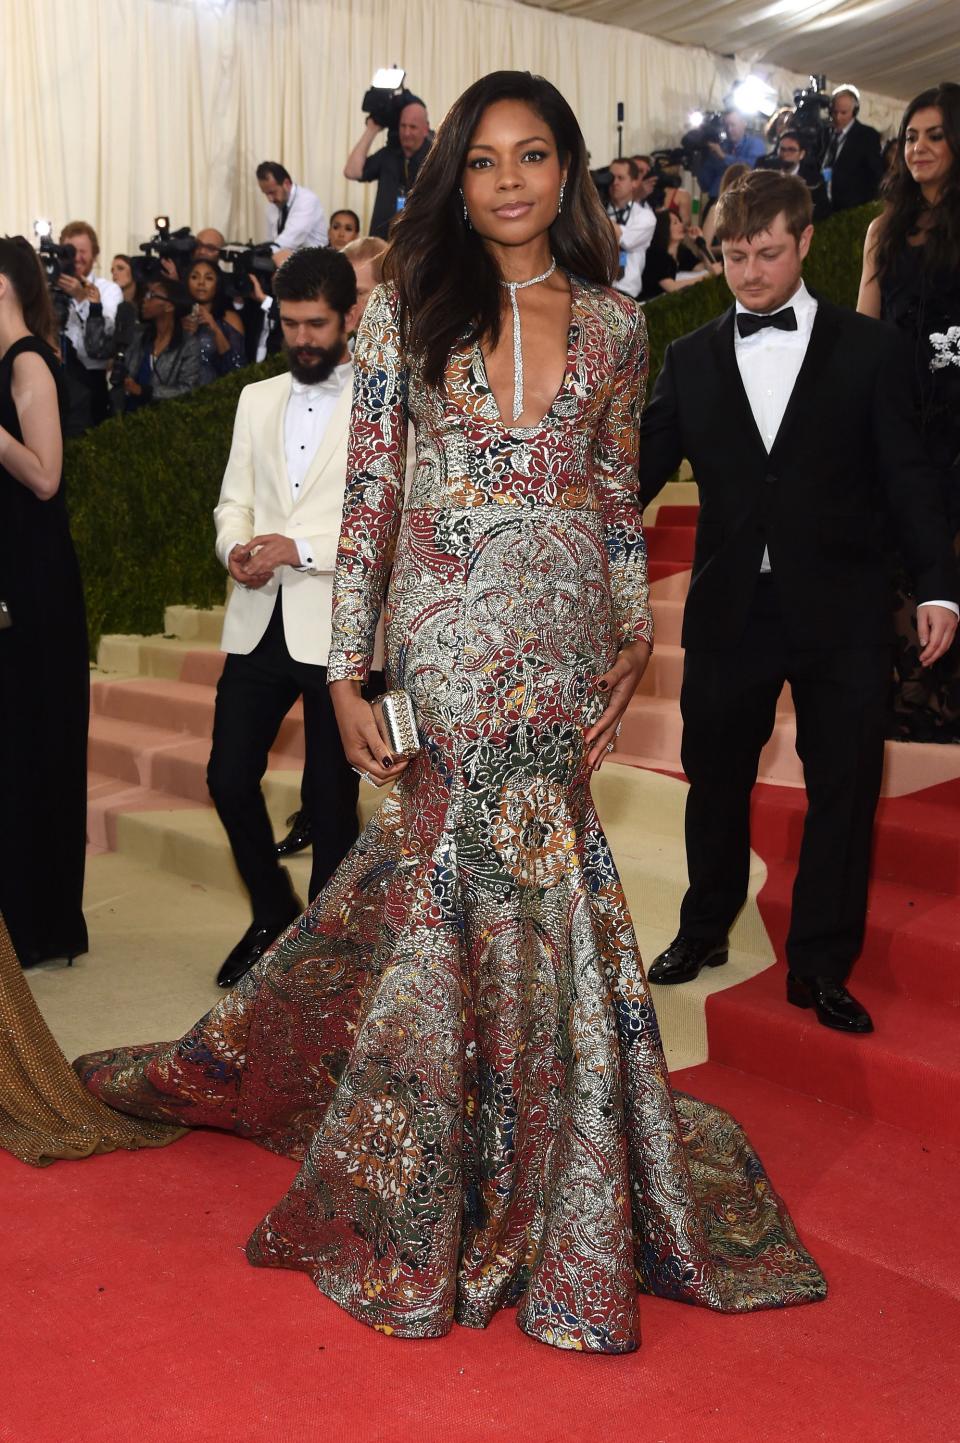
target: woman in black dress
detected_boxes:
[858,81,960,742]
[0,238,89,965]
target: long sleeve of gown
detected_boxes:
[593,301,654,652]
[327,284,410,683]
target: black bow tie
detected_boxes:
[737,306,798,339]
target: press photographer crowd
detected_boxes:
[27,72,894,441]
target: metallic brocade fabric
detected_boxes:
[76,279,826,1351]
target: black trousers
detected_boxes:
[207,595,377,926]
[62,349,110,439]
[678,577,890,981]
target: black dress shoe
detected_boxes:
[786,973,874,1034]
[275,809,313,858]
[216,909,300,989]
[648,935,729,985]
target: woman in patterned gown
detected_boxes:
[76,72,826,1352]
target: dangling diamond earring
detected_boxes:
[558,181,566,215]
[460,189,471,228]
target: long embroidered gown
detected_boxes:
[77,279,826,1352]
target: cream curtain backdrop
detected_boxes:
[2,0,907,267]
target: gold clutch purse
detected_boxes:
[371,690,421,757]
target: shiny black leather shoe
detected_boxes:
[786,973,874,1033]
[647,935,729,985]
[275,809,313,858]
[216,909,300,989]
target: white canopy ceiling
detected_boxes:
[517,0,960,102]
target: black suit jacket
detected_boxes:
[640,298,957,651]
[828,119,883,212]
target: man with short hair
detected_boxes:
[56,220,124,437]
[696,109,766,200]
[273,233,392,864]
[194,228,226,262]
[256,162,328,249]
[344,99,433,239]
[606,157,656,299]
[630,154,658,206]
[639,170,958,1035]
[823,86,883,212]
[776,130,830,220]
[208,247,370,988]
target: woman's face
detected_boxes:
[188,263,217,303]
[111,256,133,289]
[461,99,566,247]
[669,212,685,246]
[141,284,171,321]
[904,107,953,193]
[329,213,359,249]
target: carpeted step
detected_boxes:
[90,678,307,759]
[652,504,700,528]
[163,603,226,643]
[751,780,960,896]
[703,965,960,1147]
[649,596,684,646]
[756,859,960,1008]
[671,1058,960,1300]
[644,525,696,563]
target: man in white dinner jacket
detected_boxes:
[208,247,379,989]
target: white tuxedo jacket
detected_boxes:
[214,369,386,669]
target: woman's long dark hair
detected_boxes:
[187,258,230,322]
[384,71,618,386]
[0,237,58,348]
[874,82,960,281]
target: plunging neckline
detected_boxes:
[474,274,578,433]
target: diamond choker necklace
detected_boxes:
[499,257,557,422]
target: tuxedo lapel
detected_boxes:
[269,373,294,508]
[294,379,353,507]
[707,309,768,462]
[768,301,841,461]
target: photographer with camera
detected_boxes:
[605,157,656,299]
[824,87,883,212]
[776,129,830,221]
[116,275,201,413]
[344,85,432,239]
[695,110,766,201]
[54,221,123,438]
[256,163,328,250]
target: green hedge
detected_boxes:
[67,203,879,655]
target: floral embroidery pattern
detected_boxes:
[77,276,825,1354]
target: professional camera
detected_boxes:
[134,217,197,282]
[791,75,833,162]
[680,112,727,170]
[33,222,76,326]
[220,242,277,301]
[362,66,416,135]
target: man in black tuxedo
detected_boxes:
[639,170,958,1034]
[824,86,883,212]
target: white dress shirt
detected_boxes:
[734,280,958,614]
[64,273,123,369]
[608,201,656,298]
[283,361,353,566]
[266,183,328,250]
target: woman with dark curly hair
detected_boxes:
[36,73,827,1352]
[858,81,960,741]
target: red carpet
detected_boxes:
[5,502,958,1441]
[3,1067,958,1443]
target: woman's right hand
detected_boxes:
[329,681,410,785]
